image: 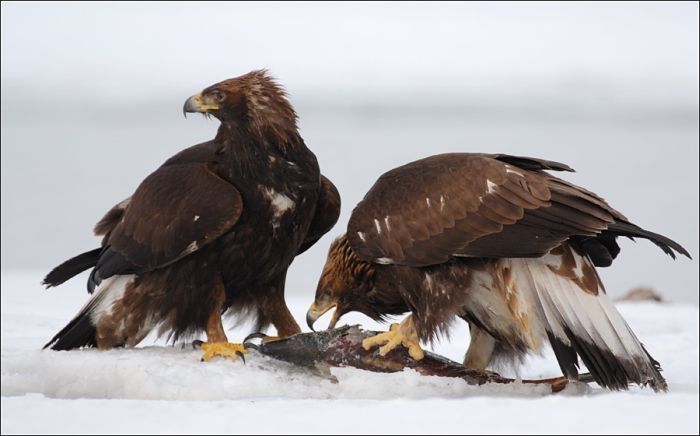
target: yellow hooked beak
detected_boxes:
[183,93,220,116]
[306,300,340,331]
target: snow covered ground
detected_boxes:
[2,270,698,434]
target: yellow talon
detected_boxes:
[406,342,425,361]
[200,342,249,362]
[362,317,425,361]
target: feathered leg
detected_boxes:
[463,324,497,369]
[251,276,302,342]
[200,279,247,362]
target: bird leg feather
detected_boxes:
[199,283,248,362]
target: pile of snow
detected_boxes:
[1,346,561,401]
[2,271,698,434]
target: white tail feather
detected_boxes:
[504,246,666,391]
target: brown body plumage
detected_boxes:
[308,153,690,391]
[44,70,340,350]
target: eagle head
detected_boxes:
[307,234,392,331]
[183,69,299,143]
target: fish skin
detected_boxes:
[244,325,593,393]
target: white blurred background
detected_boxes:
[2,2,698,304]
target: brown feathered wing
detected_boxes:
[297,175,341,255]
[347,153,687,267]
[103,162,243,271]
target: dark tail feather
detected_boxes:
[44,305,97,351]
[43,248,102,288]
[608,222,691,260]
[548,327,667,392]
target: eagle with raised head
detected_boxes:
[44,70,340,360]
[306,153,689,391]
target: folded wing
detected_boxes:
[347,153,689,267]
[88,162,243,291]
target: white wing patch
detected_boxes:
[486,179,497,195]
[357,231,367,242]
[260,186,296,228]
[374,219,382,235]
[505,166,524,177]
[269,192,295,216]
[182,241,198,255]
[375,257,394,264]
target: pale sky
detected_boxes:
[2,2,698,101]
[2,2,698,303]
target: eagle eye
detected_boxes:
[211,90,226,102]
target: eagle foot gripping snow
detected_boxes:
[198,341,249,363]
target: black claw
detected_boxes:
[244,332,269,343]
[192,339,204,349]
[243,342,260,351]
[236,351,246,364]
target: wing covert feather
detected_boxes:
[347,153,627,266]
[106,162,243,270]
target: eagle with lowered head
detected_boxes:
[44,70,340,360]
[307,153,690,391]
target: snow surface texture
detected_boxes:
[2,271,698,434]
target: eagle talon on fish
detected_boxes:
[362,316,425,361]
[243,332,283,344]
[243,332,269,344]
